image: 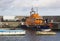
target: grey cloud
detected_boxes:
[0,0,60,16]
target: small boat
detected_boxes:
[0,30,25,35]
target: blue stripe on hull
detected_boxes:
[40,26,49,29]
[0,30,24,32]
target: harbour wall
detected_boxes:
[0,16,60,29]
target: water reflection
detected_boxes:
[25,30,38,41]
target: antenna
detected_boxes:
[36,7,38,14]
[31,7,35,12]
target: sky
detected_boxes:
[0,0,60,16]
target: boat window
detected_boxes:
[36,19,40,20]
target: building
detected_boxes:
[0,16,3,22]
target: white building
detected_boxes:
[3,16,16,21]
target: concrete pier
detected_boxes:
[36,31,56,35]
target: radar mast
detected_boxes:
[30,8,35,15]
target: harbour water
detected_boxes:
[0,30,60,41]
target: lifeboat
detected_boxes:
[20,8,53,31]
